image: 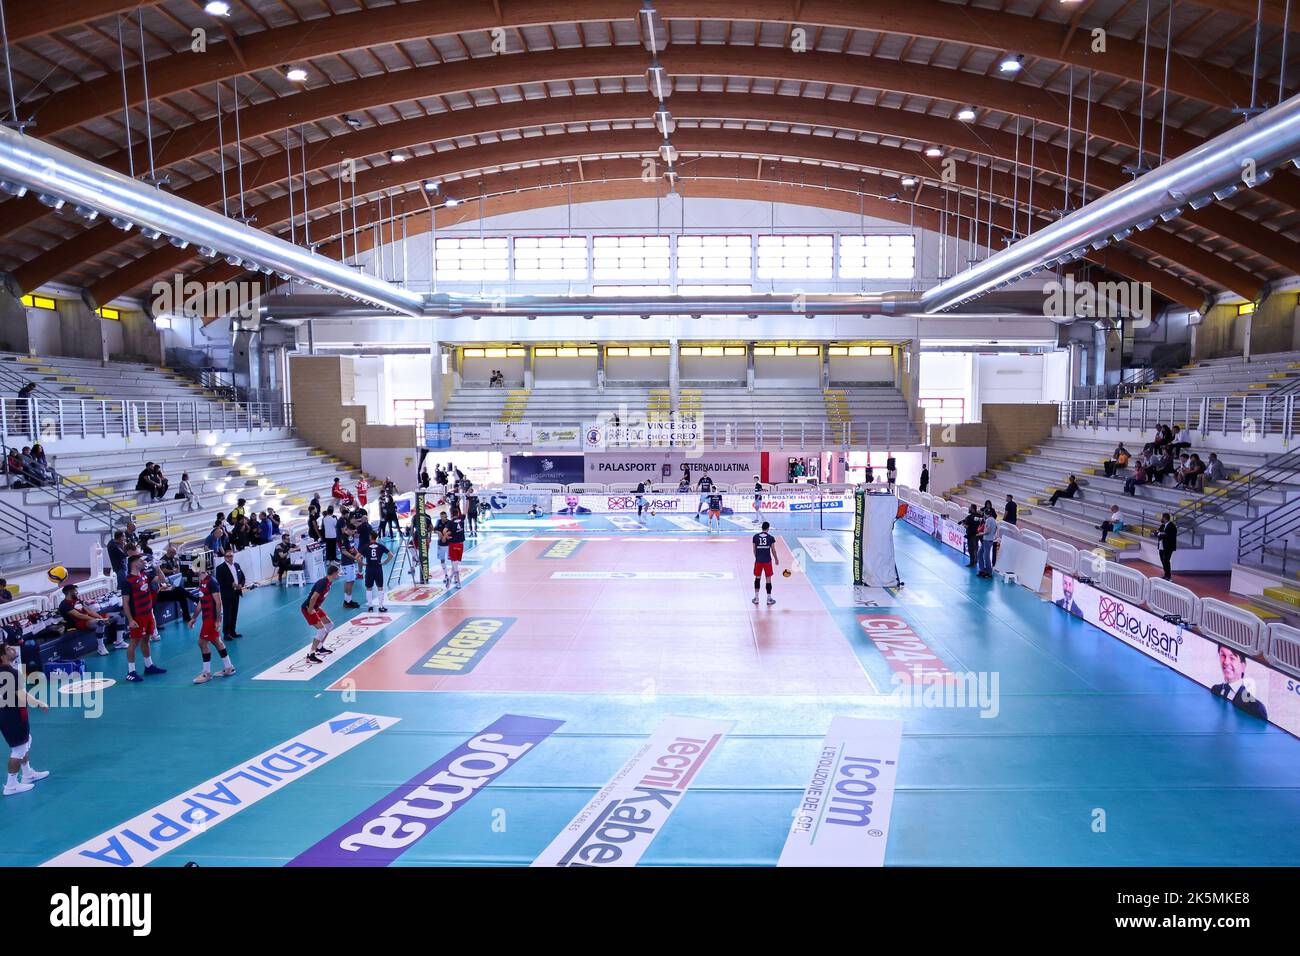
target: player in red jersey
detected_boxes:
[190,570,235,683]
[122,556,167,682]
[302,565,340,665]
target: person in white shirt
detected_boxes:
[322,508,339,563]
[1099,505,1125,543]
[976,513,998,577]
[1205,453,1227,484]
[178,472,201,511]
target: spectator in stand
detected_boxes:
[1123,460,1150,497]
[28,443,49,478]
[1152,448,1176,483]
[1098,505,1125,543]
[1103,443,1131,478]
[0,579,10,604]
[258,511,275,544]
[1048,475,1080,507]
[122,520,139,549]
[152,463,169,498]
[107,531,129,590]
[322,506,339,562]
[230,516,253,551]
[1168,425,1191,455]
[1205,453,1227,484]
[272,533,305,584]
[228,499,248,526]
[1180,454,1207,491]
[4,447,25,487]
[18,446,47,486]
[269,509,282,535]
[14,380,36,435]
[1003,494,1018,525]
[137,461,162,500]
[331,477,354,507]
[178,472,201,511]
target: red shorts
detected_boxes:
[448,542,464,562]
[199,619,220,643]
[129,614,157,641]
[302,606,329,628]
[709,508,721,518]
[753,561,774,578]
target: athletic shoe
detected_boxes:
[2,781,34,796]
[217,665,236,677]
[144,664,167,675]
[767,597,776,606]
[318,645,335,654]
[344,601,361,609]
[367,606,374,612]
[21,769,48,783]
[112,639,129,649]
[125,672,142,683]
[193,672,212,684]
[96,646,109,656]
[379,606,388,613]
[752,597,759,605]
[305,653,323,664]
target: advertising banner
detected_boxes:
[253,613,399,681]
[1050,571,1291,734]
[854,491,900,589]
[491,422,533,444]
[531,425,583,449]
[994,536,1049,591]
[450,425,493,445]
[44,713,400,867]
[583,420,702,450]
[549,490,850,515]
[486,488,553,514]
[423,421,450,450]
[903,504,936,536]
[507,454,584,486]
[413,491,430,583]
[532,716,733,867]
[778,717,902,867]
[289,714,563,867]
[583,451,761,484]
[939,518,968,555]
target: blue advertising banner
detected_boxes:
[508,454,584,486]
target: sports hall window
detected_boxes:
[592,235,671,280]
[839,234,916,279]
[676,235,752,280]
[827,345,894,356]
[606,347,670,357]
[591,285,671,296]
[435,236,509,282]
[534,347,598,357]
[21,294,56,310]
[513,236,588,281]
[919,396,965,425]
[755,234,834,279]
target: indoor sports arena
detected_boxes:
[0,0,1297,931]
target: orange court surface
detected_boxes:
[334,534,876,696]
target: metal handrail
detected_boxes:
[1060,393,1297,443]
[0,396,294,440]
[0,494,54,570]
[6,451,139,534]
[1238,496,1300,575]
[0,361,57,400]
[1167,446,1300,531]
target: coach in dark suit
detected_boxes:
[1211,645,1268,721]
[215,550,247,640]
[1155,514,1177,580]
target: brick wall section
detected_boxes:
[982,403,1058,467]
[289,355,415,468]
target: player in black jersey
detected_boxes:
[706,492,724,533]
[752,521,781,606]
[362,538,393,612]
[446,512,467,588]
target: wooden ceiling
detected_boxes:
[0,0,1296,310]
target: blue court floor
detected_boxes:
[5,511,1299,866]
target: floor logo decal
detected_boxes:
[407,617,517,675]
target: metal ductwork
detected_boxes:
[921,90,1300,313]
[0,125,425,317]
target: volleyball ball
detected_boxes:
[649,510,656,517]
[782,568,793,578]
[47,565,69,585]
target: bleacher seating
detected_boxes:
[443,383,921,445]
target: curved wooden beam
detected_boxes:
[86,133,1218,307]
[14,90,1295,289]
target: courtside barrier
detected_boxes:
[997,523,1021,542]
[566,483,608,493]
[1,594,50,623]
[1147,578,1201,625]
[1199,597,1265,656]
[1265,623,1300,680]
[1046,538,1079,574]
[525,482,564,492]
[1018,528,1048,551]
[1098,560,1150,605]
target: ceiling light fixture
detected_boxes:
[284,66,308,82]
[925,146,943,158]
[204,1,231,15]
[999,54,1024,73]
[956,107,977,122]
[389,150,409,163]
